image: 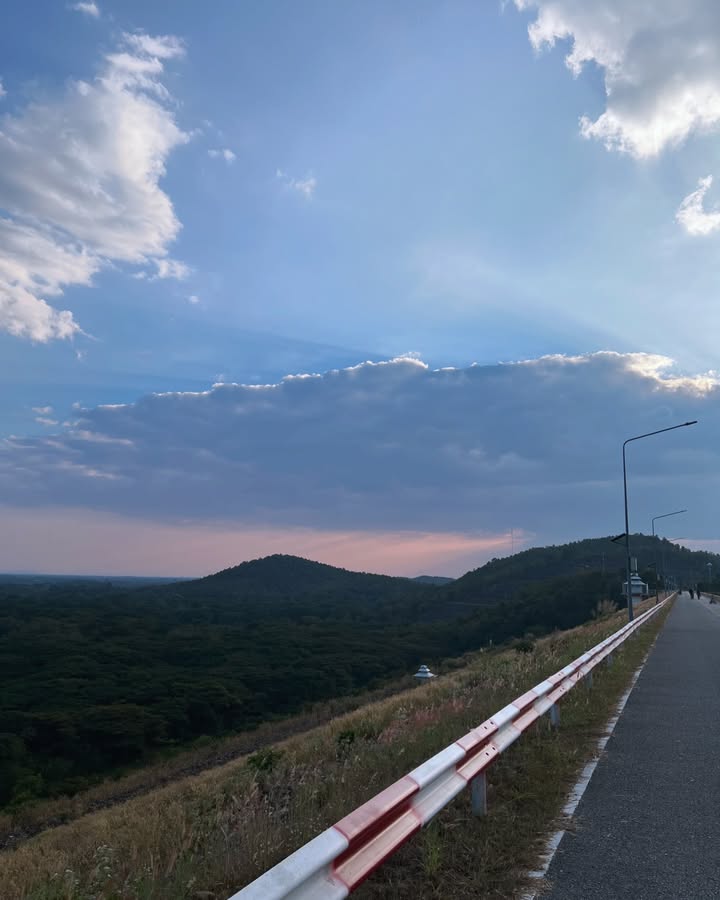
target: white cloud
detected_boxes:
[188,294,200,304]
[676,176,720,236]
[0,80,6,99]
[0,219,99,340]
[124,33,185,60]
[0,32,189,341]
[0,353,712,543]
[32,406,53,415]
[276,169,317,198]
[208,148,236,163]
[514,1,720,159]
[71,1,100,17]
[35,417,59,426]
[153,258,191,280]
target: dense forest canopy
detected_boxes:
[1,536,715,809]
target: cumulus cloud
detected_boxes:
[32,406,53,415]
[676,176,720,235]
[276,169,317,198]
[514,1,720,159]
[71,1,100,16]
[0,32,189,341]
[208,148,236,163]
[0,353,712,544]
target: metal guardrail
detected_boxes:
[230,596,671,900]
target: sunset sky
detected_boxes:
[3,1,720,576]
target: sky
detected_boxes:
[3,0,720,577]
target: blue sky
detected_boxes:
[3,1,720,575]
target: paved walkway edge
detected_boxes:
[521,621,666,900]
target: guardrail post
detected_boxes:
[550,703,560,727]
[586,671,594,689]
[471,772,487,817]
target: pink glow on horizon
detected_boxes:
[0,506,531,578]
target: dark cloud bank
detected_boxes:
[2,352,714,543]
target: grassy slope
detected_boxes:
[3,598,671,900]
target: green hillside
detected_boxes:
[440,535,719,613]
[1,537,715,810]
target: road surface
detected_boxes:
[542,592,720,899]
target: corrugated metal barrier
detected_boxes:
[231,596,671,900]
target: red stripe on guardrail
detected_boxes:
[513,688,541,710]
[332,775,422,889]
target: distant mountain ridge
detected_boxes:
[150,536,720,620]
[0,573,185,586]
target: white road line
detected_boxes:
[521,622,666,899]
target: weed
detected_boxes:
[593,598,618,619]
[422,824,443,878]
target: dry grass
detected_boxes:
[2,599,670,900]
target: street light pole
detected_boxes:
[623,421,697,622]
[651,509,687,603]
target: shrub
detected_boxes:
[247,747,283,773]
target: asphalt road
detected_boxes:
[543,592,720,899]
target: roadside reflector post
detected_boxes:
[471,772,487,817]
[550,703,560,727]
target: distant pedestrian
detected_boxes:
[690,588,695,599]
[697,585,702,600]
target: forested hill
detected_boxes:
[158,535,718,616]
[142,553,435,624]
[439,535,720,613]
[184,553,431,603]
[2,537,717,810]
